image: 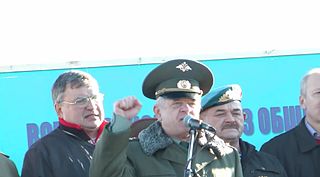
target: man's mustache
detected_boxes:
[221,122,239,130]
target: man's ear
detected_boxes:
[54,103,63,118]
[299,95,306,109]
[199,110,207,121]
[153,105,161,120]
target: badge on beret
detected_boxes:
[177,80,192,89]
[176,62,192,72]
[218,86,242,103]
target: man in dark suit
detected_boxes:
[261,68,320,177]
[22,70,108,177]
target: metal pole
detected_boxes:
[184,128,197,177]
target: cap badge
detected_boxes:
[177,80,192,89]
[176,62,192,72]
[218,86,242,103]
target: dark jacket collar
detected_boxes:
[296,117,318,152]
[239,139,256,161]
[58,117,108,143]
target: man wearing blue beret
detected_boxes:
[200,84,287,177]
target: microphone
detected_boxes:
[183,115,216,132]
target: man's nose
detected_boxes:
[180,103,193,112]
[85,99,97,109]
[224,112,236,122]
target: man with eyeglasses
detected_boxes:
[21,70,108,177]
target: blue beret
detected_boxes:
[201,84,242,111]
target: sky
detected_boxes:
[0,1,319,67]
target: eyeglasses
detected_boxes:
[59,93,104,107]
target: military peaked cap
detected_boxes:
[142,59,214,100]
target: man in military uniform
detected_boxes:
[89,59,243,177]
[0,152,19,177]
[200,84,287,177]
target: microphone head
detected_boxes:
[183,115,216,132]
[183,115,193,127]
[183,115,202,130]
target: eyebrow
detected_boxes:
[232,108,242,112]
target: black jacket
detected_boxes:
[240,139,287,177]
[261,117,320,177]
[21,121,106,177]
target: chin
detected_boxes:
[84,119,101,126]
[83,124,100,130]
[87,116,101,122]
[221,132,239,139]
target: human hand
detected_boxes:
[113,96,142,120]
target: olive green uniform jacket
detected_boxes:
[89,116,243,177]
[0,153,19,177]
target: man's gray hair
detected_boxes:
[155,97,166,108]
[300,68,320,96]
[51,70,99,103]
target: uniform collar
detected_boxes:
[138,121,174,155]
